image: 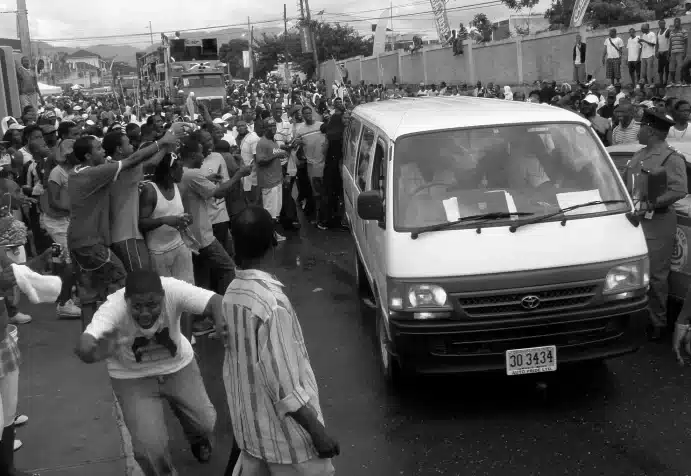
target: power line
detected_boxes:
[34,17,292,42]
[35,0,503,43]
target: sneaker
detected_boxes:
[13,439,22,451]
[14,415,28,427]
[274,231,286,242]
[10,312,31,325]
[191,438,212,463]
[192,318,214,337]
[57,299,81,318]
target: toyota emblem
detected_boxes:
[520,295,541,310]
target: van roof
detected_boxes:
[351,96,590,140]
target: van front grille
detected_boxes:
[457,284,598,318]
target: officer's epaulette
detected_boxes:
[668,145,685,156]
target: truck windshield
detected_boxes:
[393,123,629,230]
[181,75,224,88]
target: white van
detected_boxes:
[343,97,650,385]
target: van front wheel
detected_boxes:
[377,311,404,389]
[355,249,375,307]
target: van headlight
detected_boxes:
[603,258,650,295]
[388,282,452,319]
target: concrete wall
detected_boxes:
[320,15,691,87]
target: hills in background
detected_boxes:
[29,26,284,66]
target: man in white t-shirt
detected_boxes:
[639,23,657,86]
[626,28,642,86]
[602,28,625,85]
[75,270,225,475]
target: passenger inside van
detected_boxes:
[395,124,622,229]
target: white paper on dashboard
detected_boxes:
[442,197,461,222]
[556,190,605,215]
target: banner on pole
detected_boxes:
[300,25,313,53]
[429,0,452,44]
[242,51,251,68]
[372,9,390,56]
[570,0,591,27]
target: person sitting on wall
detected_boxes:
[411,36,424,54]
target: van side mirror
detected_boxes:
[357,190,384,222]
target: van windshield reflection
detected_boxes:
[393,123,629,230]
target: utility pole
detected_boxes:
[149,21,154,45]
[303,0,319,79]
[284,4,291,85]
[16,0,31,59]
[248,17,254,80]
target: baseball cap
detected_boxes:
[583,94,599,104]
[221,113,233,121]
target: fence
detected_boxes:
[319,15,691,88]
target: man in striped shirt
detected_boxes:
[611,103,640,145]
[224,206,339,475]
[668,17,688,85]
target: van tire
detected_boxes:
[354,249,375,307]
[377,310,405,390]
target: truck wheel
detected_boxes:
[377,310,405,390]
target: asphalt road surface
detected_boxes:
[169,224,691,476]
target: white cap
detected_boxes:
[583,94,599,104]
[86,120,95,126]
[73,105,82,111]
[221,113,233,121]
[212,118,226,125]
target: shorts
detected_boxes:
[261,185,283,219]
[41,214,70,263]
[71,244,127,306]
[111,238,151,274]
[606,58,621,80]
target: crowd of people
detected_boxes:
[2,49,691,473]
[0,76,354,476]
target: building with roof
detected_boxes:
[66,49,106,70]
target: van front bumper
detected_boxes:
[388,297,648,375]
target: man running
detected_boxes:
[75,270,224,475]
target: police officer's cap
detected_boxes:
[640,109,675,132]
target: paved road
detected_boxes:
[164,221,691,476]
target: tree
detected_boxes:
[219,38,250,80]
[254,20,372,79]
[500,0,540,10]
[544,0,681,30]
[471,13,496,42]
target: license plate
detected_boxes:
[505,345,557,376]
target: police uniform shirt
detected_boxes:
[626,111,687,211]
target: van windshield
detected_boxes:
[393,123,629,230]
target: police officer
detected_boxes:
[626,109,688,340]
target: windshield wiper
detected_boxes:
[508,200,628,233]
[410,212,534,239]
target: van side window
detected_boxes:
[344,118,362,176]
[356,127,375,190]
[370,138,387,193]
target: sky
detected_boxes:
[0,0,551,48]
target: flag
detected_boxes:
[429,0,452,44]
[570,0,591,27]
[372,9,390,55]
